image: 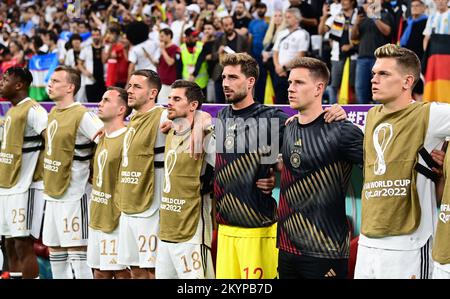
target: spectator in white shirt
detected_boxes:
[171,2,193,46]
[273,7,310,103]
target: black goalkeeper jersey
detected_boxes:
[215,103,288,228]
[278,113,363,259]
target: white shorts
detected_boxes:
[156,240,215,279]
[87,227,127,271]
[0,191,34,237]
[30,188,45,239]
[42,194,89,248]
[117,212,159,268]
[354,239,432,279]
[432,262,450,279]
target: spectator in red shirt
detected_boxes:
[157,28,181,105]
[105,27,129,89]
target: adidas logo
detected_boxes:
[294,138,302,147]
[324,268,337,278]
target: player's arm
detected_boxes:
[203,133,217,229]
[29,104,48,140]
[255,110,287,194]
[324,104,347,123]
[190,110,212,160]
[318,5,332,35]
[79,111,104,142]
[256,168,276,195]
[431,142,447,206]
[339,121,364,167]
[434,165,445,206]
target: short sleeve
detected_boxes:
[423,15,433,36]
[325,15,334,29]
[79,47,88,61]
[128,47,138,64]
[28,104,48,135]
[273,30,286,52]
[298,30,310,52]
[204,132,216,168]
[427,102,450,139]
[79,111,104,141]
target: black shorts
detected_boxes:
[278,250,348,279]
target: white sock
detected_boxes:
[68,251,93,279]
[49,252,73,279]
[9,272,22,279]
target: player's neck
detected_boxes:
[174,114,194,133]
[136,100,156,113]
[9,92,28,106]
[297,104,323,125]
[231,95,255,110]
[55,96,75,109]
[382,94,414,114]
[104,119,125,135]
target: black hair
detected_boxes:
[107,86,132,119]
[170,80,205,109]
[5,67,33,88]
[47,31,58,44]
[69,33,82,43]
[131,69,162,94]
[160,28,173,39]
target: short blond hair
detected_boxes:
[374,44,421,87]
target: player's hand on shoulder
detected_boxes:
[324,104,347,123]
[160,120,173,134]
[93,127,105,142]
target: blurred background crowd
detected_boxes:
[0,0,449,105]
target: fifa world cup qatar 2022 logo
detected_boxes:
[96,149,108,188]
[373,123,393,176]
[1,116,11,150]
[66,0,81,20]
[163,149,177,194]
[46,120,58,156]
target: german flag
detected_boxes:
[264,72,275,105]
[338,58,354,104]
[423,34,450,103]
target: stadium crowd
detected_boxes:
[0,0,448,105]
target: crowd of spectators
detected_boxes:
[0,0,448,104]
